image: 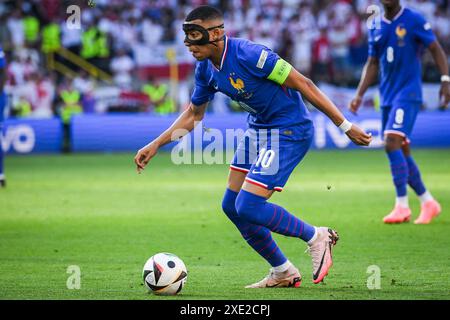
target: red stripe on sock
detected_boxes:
[299,222,304,237]
[252,231,271,247]
[284,214,292,234]
[265,244,280,259]
[267,206,277,228]
[245,225,263,239]
[273,210,284,231]
[258,239,274,253]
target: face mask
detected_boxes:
[182,22,224,46]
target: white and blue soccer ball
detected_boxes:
[143,253,188,295]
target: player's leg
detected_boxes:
[382,105,412,223]
[222,169,301,288]
[235,131,338,284]
[0,122,4,188]
[402,141,441,224]
[222,132,301,288]
[0,91,5,188]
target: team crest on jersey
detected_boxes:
[395,24,407,47]
[229,73,253,99]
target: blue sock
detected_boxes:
[235,190,316,242]
[406,155,426,196]
[0,124,3,178]
[222,189,287,267]
[387,149,408,197]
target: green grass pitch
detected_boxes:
[0,150,449,300]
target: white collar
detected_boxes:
[382,7,405,24]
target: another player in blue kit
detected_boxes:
[0,45,7,188]
[135,6,372,287]
[351,0,450,224]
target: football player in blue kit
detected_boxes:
[135,6,372,288]
[350,0,450,224]
[0,45,7,188]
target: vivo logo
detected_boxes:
[1,125,36,153]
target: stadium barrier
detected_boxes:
[2,111,450,154]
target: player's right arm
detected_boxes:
[0,47,6,92]
[134,102,208,173]
[135,62,214,173]
[349,57,379,114]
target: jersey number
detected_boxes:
[255,148,275,168]
[395,108,404,124]
[387,46,394,63]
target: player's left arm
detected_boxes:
[0,50,5,92]
[428,41,450,108]
[414,13,450,108]
[282,65,372,146]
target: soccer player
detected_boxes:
[135,6,372,288]
[0,45,6,188]
[350,0,449,224]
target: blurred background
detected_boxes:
[0,0,449,154]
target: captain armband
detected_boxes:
[267,59,292,85]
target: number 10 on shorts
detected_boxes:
[254,148,279,175]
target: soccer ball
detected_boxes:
[142,252,188,295]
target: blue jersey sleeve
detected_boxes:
[368,28,380,58]
[191,61,216,106]
[237,42,280,79]
[0,48,6,69]
[412,12,436,47]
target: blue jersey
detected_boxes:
[368,7,436,107]
[0,46,5,69]
[0,46,6,123]
[191,36,312,129]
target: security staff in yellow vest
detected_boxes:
[59,81,82,152]
[142,80,175,115]
[41,22,61,53]
[13,97,32,118]
[23,15,39,44]
[81,23,110,71]
[60,87,82,125]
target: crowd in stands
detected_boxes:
[0,0,448,119]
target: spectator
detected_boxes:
[110,48,135,89]
[311,27,333,83]
[329,21,351,85]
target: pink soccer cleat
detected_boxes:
[245,265,302,288]
[383,205,411,224]
[414,200,441,224]
[307,227,339,284]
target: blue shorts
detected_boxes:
[0,91,6,123]
[381,102,420,140]
[230,124,313,192]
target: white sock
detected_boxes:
[396,196,409,208]
[307,227,318,246]
[273,260,291,273]
[418,191,433,204]
[0,174,5,180]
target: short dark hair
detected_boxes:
[185,5,223,22]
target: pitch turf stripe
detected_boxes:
[230,165,250,173]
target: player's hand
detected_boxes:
[349,96,362,114]
[439,81,450,110]
[134,142,159,174]
[346,124,372,146]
